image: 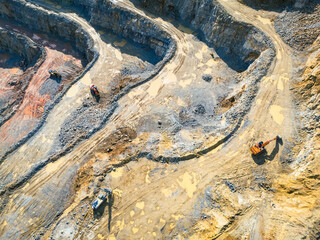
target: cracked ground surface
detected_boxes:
[0,0,319,239]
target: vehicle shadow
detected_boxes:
[92,194,114,231]
[252,137,283,165]
[107,194,114,231]
[90,91,100,103]
[49,75,62,83]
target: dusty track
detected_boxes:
[0,0,309,239]
[86,0,298,238]
[0,1,184,238]
[219,0,295,138]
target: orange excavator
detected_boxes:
[250,135,281,155]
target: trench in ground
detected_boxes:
[30,0,162,66]
[0,17,85,155]
[130,0,264,72]
[0,18,83,63]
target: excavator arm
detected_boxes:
[261,137,277,148]
[250,136,281,155]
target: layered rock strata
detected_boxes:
[29,0,175,59]
[133,0,272,71]
[0,0,95,63]
[0,27,45,126]
[275,2,320,51]
[0,27,42,65]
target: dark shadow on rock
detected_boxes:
[239,0,320,13]
[0,53,25,69]
[93,199,107,219]
[215,47,251,72]
[95,94,100,103]
[252,137,283,164]
[107,194,114,232]
[98,30,161,65]
[239,0,295,12]
[92,195,113,231]
[49,75,62,83]
[252,151,267,165]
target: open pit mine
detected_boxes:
[0,0,319,239]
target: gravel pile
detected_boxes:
[275,3,320,51]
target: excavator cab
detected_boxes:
[90,84,100,102]
[49,70,62,79]
[90,84,100,97]
[250,135,281,155]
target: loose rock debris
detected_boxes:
[0,0,319,239]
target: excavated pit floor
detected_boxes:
[0,53,25,116]
[0,0,319,239]
[0,1,240,238]
[0,18,84,157]
[0,5,165,191]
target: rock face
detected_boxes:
[50,0,271,71]
[133,0,271,71]
[89,1,173,58]
[295,35,320,131]
[275,2,320,51]
[37,0,175,58]
[0,27,45,126]
[238,0,294,8]
[21,0,179,149]
[238,0,312,9]
[0,0,178,154]
[0,27,42,65]
[0,0,95,64]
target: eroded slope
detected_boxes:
[0,0,319,239]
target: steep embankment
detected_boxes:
[0,27,41,65]
[0,0,178,238]
[0,0,96,159]
[275,1,320,51]
[0,27,44,126]
[133,0,272,72]
[34,0,177,149]
[0,0,95,62]
[0,0,177,196]
[1,0,318,239]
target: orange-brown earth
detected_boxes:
[0,0,319,239]
[0,47,83,155]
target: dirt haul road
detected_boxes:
[87,2,299,239]
[0,0,318,239]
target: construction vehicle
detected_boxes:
[250,135,281,155]
[90,84,100,98]
[49,70,62,79]
[91,188,112,210]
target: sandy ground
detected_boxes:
[0,48,83,155]
[0,0,319,239]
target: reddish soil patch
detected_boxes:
[0,53,25,118]
[0,47,83,155]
